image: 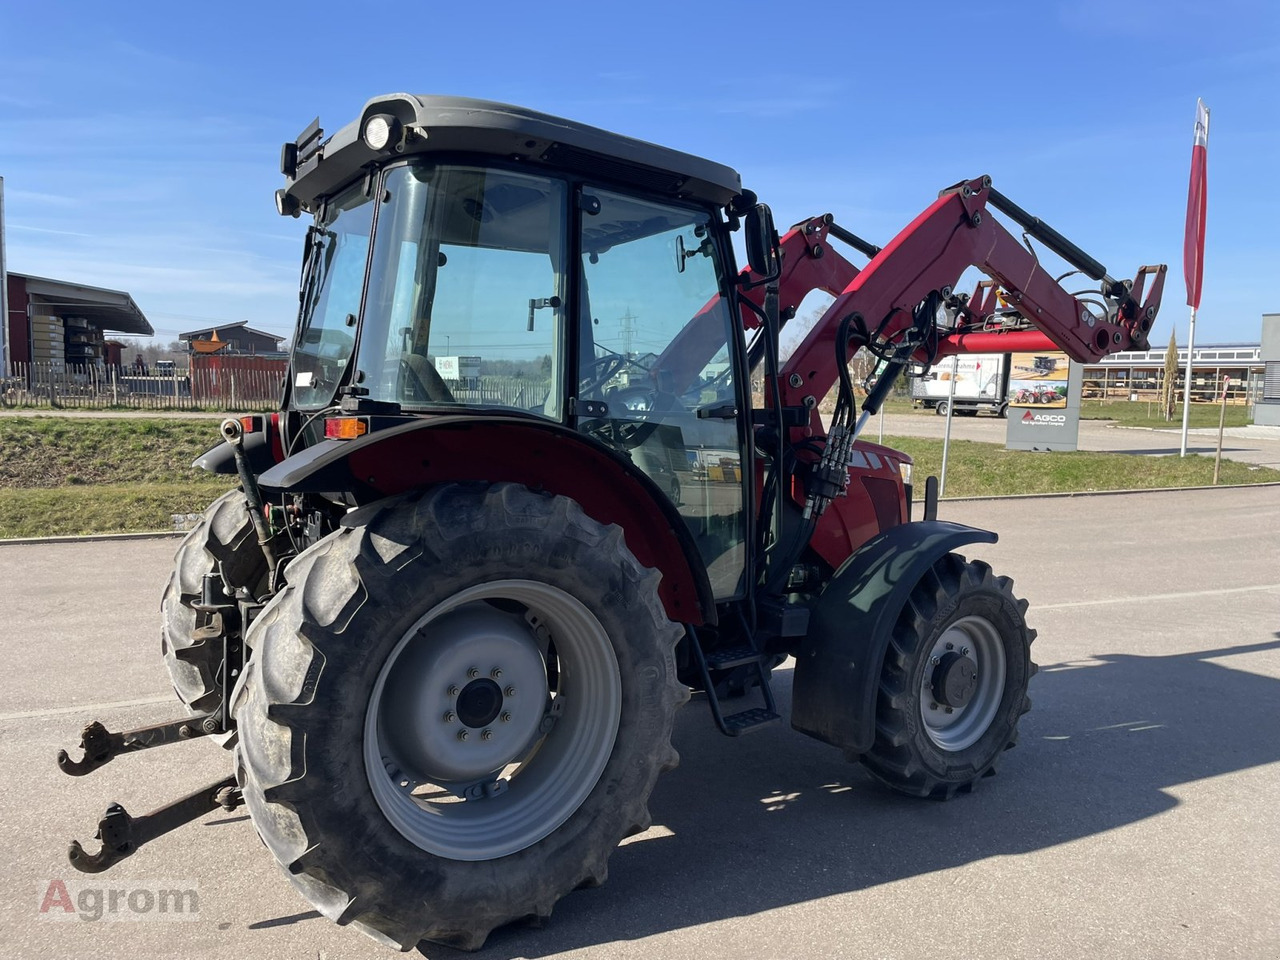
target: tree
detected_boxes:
[1161,330,1179,421]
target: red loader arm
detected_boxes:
[743,176,1165,423]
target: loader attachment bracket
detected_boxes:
[67,777,241,874]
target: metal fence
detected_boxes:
[1,362,550,413]
[1,361,283,411]
[446,376,552,409]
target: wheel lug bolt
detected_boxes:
[945,707,954,714]
[482,729,493,741]
[930,656,940,666]
[945,642,954,651]
[443,711,455,723]
[960,647,970,656]
[456,730,469,741]
[929,702,938,710]
[467,667,479,679]
[501,712,512,723]
[448,686,460,697]
[505,686,516,697]
[491,668,503,679]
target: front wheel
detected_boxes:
[934,401,949,417]
[232,483,686,950]
[860,553,1035,799]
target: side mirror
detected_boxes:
[745,203,780,281]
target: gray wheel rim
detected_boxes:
[364,579,621,861]
[919,614,1006,751]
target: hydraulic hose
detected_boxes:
[220,419,279,592]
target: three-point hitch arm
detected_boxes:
[742,175,1166,430]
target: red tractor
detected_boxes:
[59,95,1165,951]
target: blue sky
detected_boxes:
[1,0,1276,348]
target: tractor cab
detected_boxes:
[276,95,759,597]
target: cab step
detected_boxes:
[705,643,766,671]
[688,626,781,738]
[721,707,782,735]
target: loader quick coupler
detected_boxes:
[67,776,242,874]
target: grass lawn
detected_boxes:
[0,416,235,538]
[885,435,1278,497]
[1,415,1275,538]
[1079,399,1252,429]
[0,482,235,538]
[0,415,231,487]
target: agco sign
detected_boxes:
[1021,411,1067,426]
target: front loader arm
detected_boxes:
[747,176,1165,419]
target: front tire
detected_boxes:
[860,553,1034,799]
[232,483,686,950]
[934,400,949,417]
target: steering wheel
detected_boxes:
[579,414,661,451]
[579,349,654,400]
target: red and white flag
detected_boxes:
[1183,98,1209,309]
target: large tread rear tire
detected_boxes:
[160,489,267,714]
[232,482,687,951]
[860,553,1035,799]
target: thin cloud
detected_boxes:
[5,189,79,208]
[6,223,93,238]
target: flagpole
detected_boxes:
[1179,308,1196,456]
[1179,97,1209,457]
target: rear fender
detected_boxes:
[256,415,715,625]
[791,520,997,755]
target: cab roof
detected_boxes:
[278,94,744,215]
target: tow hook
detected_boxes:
[57,715,221,777]
[67,777,242,874]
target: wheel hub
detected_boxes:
[456,678,504,729]
[930,652,978,708]
[363,579,623,861]
[920,615,1007,751]
[377,605,546,783]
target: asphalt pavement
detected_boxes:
[1,486,1278,960]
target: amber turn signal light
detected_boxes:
[324,417,369,440]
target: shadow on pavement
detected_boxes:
[246,909,322,930]
[458,637,1280,958]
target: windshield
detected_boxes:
[292,181,374,409]
[355,163,567,416]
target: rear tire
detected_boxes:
[160,489,267,714]
[232,483,686,950]
[860,553,1035,799]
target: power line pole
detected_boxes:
[619,308,637,358]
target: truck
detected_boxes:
[57,94,1165,952]
[912,352,1010,417]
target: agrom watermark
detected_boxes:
[39,879,199,922]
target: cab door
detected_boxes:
[574,187,748,599]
